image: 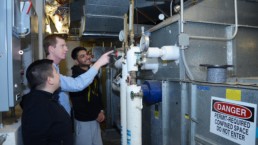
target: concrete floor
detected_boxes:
[102,129,121,145]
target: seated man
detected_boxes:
[21,59,73,145]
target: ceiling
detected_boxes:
[46,0,258,41]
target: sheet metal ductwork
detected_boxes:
[81,0,129,38]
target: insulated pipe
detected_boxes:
[146,46,180,61]
[121,55,128,145]
[114,57,123,69]
[126,84,142,145]
[127,47,140,72]
[129,0,135,46]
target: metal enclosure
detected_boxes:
[82,0,128,37]
[0,0,27,112]
[192,83,258,145]
[135,0,258,145]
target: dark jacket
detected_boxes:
[69,65,104,121]
[20,89,73,145]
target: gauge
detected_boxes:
[119,30,125,42]
[139,35,149,52]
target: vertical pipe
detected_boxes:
[162,81,169,145]
[180,0,184,33]
[126,46,142,145]
[105,66,113,128]
[124,14,129,49]
[181,83,188,145]
[129,0,134,46]
[121,54,128,145]
[190,84,197,145]
[126,85,142,145]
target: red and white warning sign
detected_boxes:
[210,97,257,145]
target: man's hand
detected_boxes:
[92,50,113,70]
[96,110,105,123]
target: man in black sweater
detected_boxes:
[21,59,73,145]
[70,47,105,145]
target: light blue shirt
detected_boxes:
[54,64,98,115]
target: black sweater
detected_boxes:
[69,65,103,121]
[21,90,73,145]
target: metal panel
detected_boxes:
[0,0,9,111]
[163,81,182,145]
[0,0,23,111]
[142,103,163,145]
[234,27,258,77]
[183,0,258,26]
[184,22,229,81]
[193,84,258,145]
[7,0,23,107]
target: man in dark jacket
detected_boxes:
[21,59,73,145]
[70,47,105,145]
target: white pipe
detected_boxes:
[121,55,128,145]
[114,57,123,69]
[126,84,142,145]
[141,58,159,74]
[129,3,133,31]
[127,47,140,72]
[146,46,180,61]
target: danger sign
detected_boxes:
[210,97,257,145]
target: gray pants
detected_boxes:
[74,119,103,145]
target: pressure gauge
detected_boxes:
[119,30,125,42]
[158,14,165,21]
[139,35,150,52]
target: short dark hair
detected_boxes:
[26,59,54,89]
[71,47,87,60]
[43,34,65,56]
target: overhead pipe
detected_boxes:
[82,32,118,37]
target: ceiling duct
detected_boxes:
[81,0,129,38]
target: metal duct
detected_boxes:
[81,0,129,38]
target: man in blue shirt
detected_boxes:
[43,34,112,115]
